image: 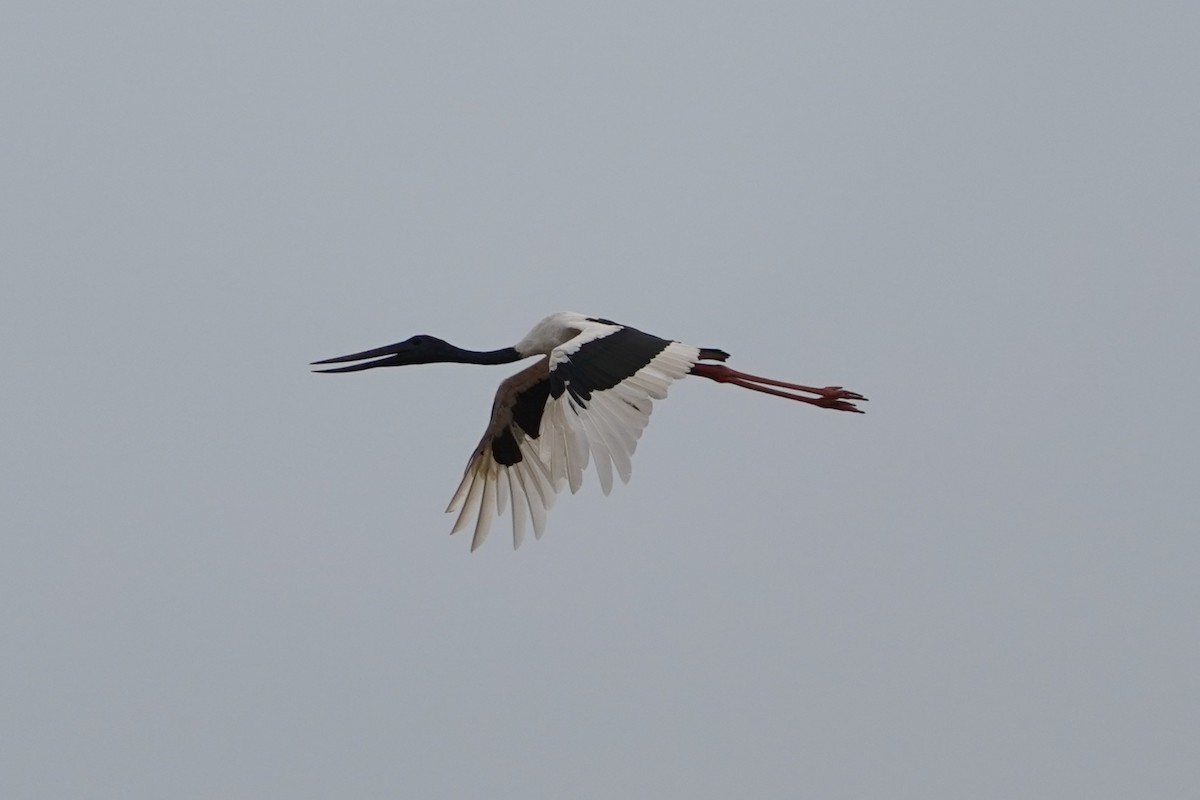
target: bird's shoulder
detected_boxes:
[514,312,622,357]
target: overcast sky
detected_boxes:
[3,3,1197,798]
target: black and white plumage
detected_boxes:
[313,311,866,551]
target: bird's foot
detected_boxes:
[814,397,865,413]
[815,386,867,402]
[809,387,867,413]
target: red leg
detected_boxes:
[690,363,867,413]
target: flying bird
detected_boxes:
[313,311,865,551]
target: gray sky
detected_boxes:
[3,3,1197,798]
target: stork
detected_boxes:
[313,311,866,551]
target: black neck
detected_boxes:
[447,346,524,365]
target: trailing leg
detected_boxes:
[689,363,867,413]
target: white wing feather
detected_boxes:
[445,322,701,550]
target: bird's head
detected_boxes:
[311,335,460,373]
[312,335,523,372]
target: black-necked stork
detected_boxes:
[313,312,865,551]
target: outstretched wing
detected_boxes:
[447,322,704,551]
[446,360,560,552]
[542,324,700,497]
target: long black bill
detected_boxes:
[311,342,412,373]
